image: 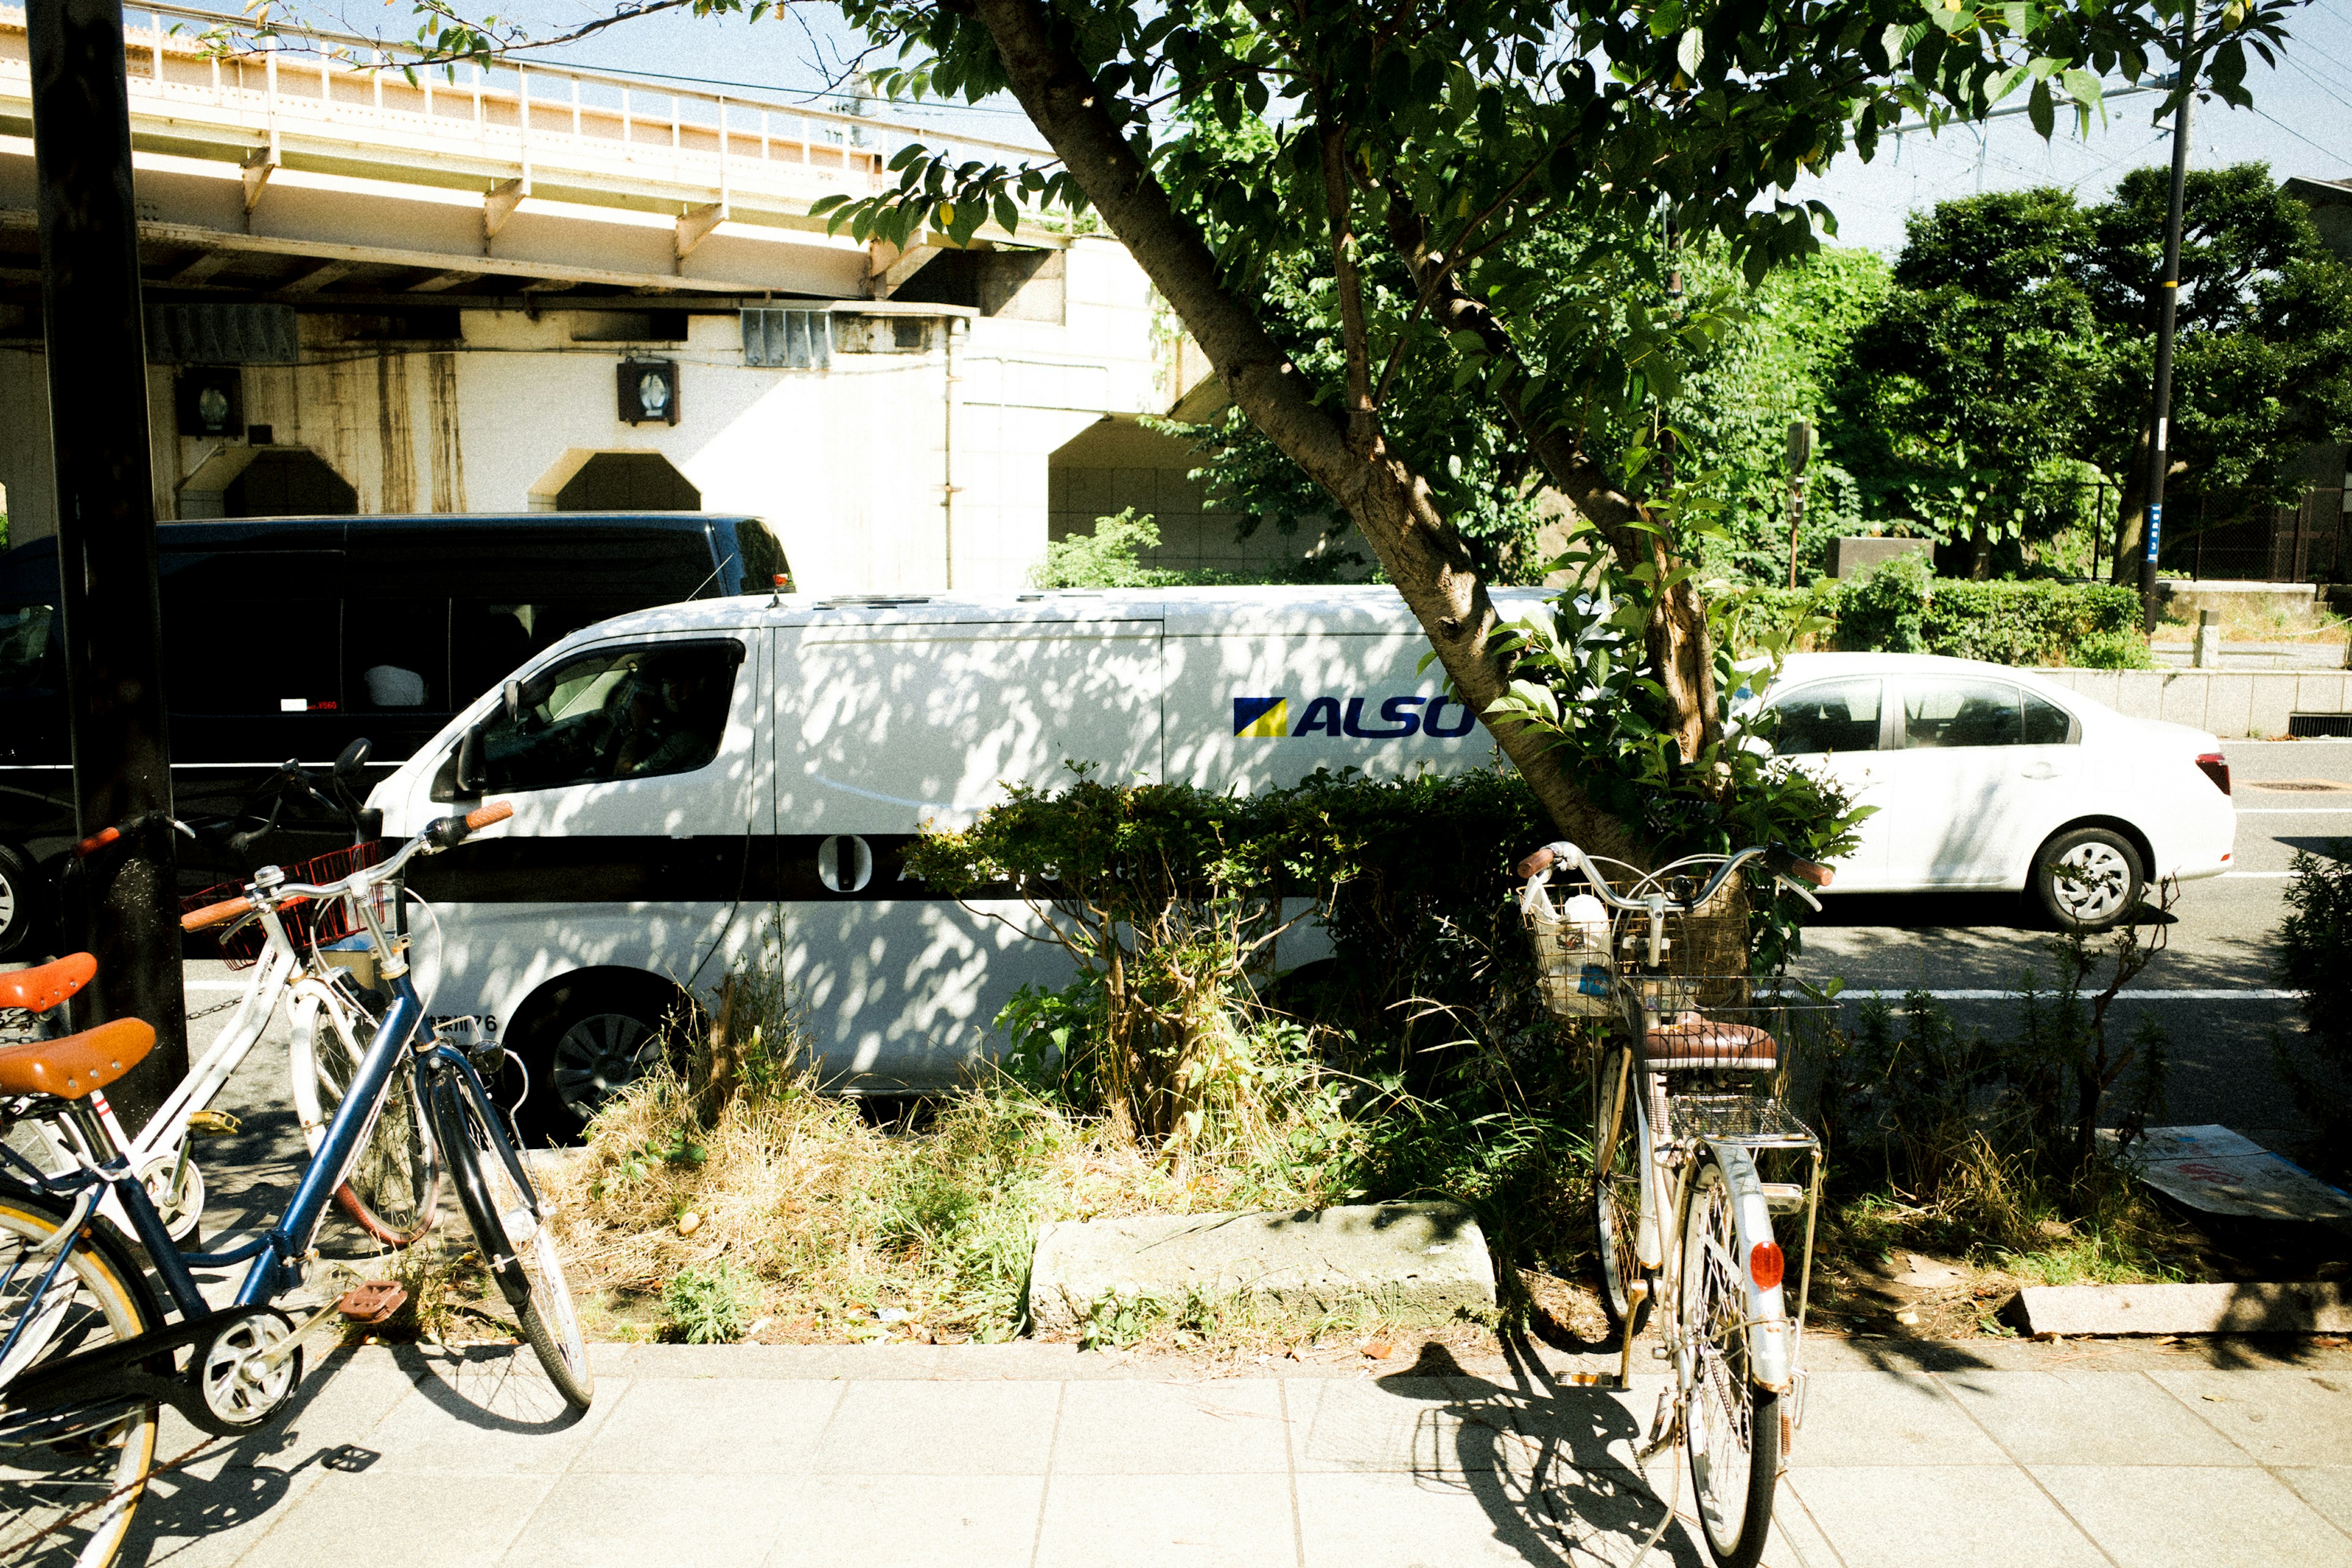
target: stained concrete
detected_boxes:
[1025,1201,1496,1337]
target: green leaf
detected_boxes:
[1676,26,1705,79]
[2027,77,2054,137]
[993,192,1020,236]
[2060,67,2103,107]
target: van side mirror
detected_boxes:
[502,679,523,724]
[334,737,372,782]
[455,726,488,797]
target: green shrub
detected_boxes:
[1724,555,2149,667]
[662,1260,760,1343]
[1030,508,1366,589]
[2274,846,2352,1178]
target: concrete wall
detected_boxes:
[0,235,1163,596]
[1046,415,1354,578]
[2035,668,2352,739]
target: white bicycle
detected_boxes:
[7,742,457,1247]
[1518,838,1834,1568]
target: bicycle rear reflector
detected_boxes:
[1749,1242,1785,1291]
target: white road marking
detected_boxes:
[1834,988,2297,1001]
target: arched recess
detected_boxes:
[179,446,360,519]
[526,450,701,513]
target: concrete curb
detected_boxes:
[2015,1281,2352,1336]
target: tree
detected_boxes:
[389,0,2302,860]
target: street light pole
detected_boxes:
[28,0,189,1129]
[2139,0,2199,634]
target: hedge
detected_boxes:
[1729,557,2152,668]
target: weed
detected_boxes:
[662,1260,761,1343]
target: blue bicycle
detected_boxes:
[0,788,590,1567]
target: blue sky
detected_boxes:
[283,0,2352,252]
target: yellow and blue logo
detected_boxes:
[1232,694,1476,739]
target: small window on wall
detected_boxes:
[451,638,742,799]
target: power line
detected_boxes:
[2250,103,2352,172]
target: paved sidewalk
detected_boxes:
[119,1338,2352,1568]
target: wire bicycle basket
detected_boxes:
[181,841,386,968]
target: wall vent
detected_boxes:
[741,307,832,369]
[146,303,299,364]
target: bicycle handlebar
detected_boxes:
[178,803,513,934]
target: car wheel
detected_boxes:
[2033,827,2144,932]
[510,974,693,1144]
[0,843,48,960]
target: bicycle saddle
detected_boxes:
[1645,1016,1777,1072]
[0,952,97,1014]
[0,1017,156,1099]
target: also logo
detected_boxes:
[1232,695,1477,739]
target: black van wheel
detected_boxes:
[509,973,696,1145]
[0,844,48,960]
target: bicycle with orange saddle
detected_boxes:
[0,794,590,1568]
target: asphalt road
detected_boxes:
[1787,737,2350,1153]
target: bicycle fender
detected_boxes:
[1705,1142,1793,1394]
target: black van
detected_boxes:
[0,512,787,955]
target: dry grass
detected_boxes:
[537,968,1358,1345]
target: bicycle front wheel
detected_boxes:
[0,1186,163,1568]
[429,1074,593,1411]
[1679,1154,1781,1568]
[1591,1046,1650,1335]
[291,992,441,1246]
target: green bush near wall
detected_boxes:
[1728,557,2151,668]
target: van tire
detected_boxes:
[2033,827,2144,932]
[0,843,48,960]
[508,972,697,1145]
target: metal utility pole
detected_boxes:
[2140,1,2199,633]
[28,0,188,1129]
[1785,418,1815,589]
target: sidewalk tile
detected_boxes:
[568,1376,844,1474]
[1035,1472,1294,1568]
[1472,1382,1654,1476]
[1286,1377,1514,1476]
[1789,1465,2107,1568]
[810,1379,1061,1475]
[1297,1470,1621,1567]
[498,1471,795,1568]
[1937,1371,2252,1466]
[2150,1370,2352,1466]
[761,1474,1045,1567]
[2034,1464,2352,1568]
[1787,1373,2006,1467]
[364,1363,622,1476]
[235,1468,557,1567]
[1053,1379,1289,1474]
[2277,1468,2352,1537]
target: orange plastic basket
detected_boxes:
[181,841,385,968]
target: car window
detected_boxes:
[2022,690,2073,745]
[1902,678,2027,748]
[1768,678,1882,754]
[476,639,742,794]
[345,598,449,713]
[0,602,55,691]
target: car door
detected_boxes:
[1874,674,2084,888]
[1763,675,1891,889]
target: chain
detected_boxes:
[186,995,243,1023]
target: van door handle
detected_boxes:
[2020,761,2059,780]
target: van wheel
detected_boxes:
[2034,827,2144,932]
[0,844,47,960]
[510,974,695,1144]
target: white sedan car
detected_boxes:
[1761,653,2236,929]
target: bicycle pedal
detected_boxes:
[336,1281,407,1324]
[188,1110,242,1138]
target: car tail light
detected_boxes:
[1749,1242,1785,1291]
[2196,752,2230,796]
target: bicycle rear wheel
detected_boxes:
[429,1073,593,1411]
[1591,1046,1650,1335]
[0,1186,163,1568]
[292,992,440,1246]
[1679,1154,1781,1568]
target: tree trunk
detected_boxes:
[2111,424,2152,584]
[969,0,1647,862]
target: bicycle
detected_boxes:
[7,743,448,1248]
[0,794,590,1568]
[1517,838,1834,1568]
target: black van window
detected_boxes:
[470,639,741,796]
[346,598,449,712]
[729,519,786,594]
[451,598,639,709]
[0,603,56,691]
[159,551,344,714]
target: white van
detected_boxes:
[370,585,1547,1133]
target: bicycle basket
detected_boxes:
[1519,870,1615,1019]
[181,841,386,968]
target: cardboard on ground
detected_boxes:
[2103,1124,2352,1223]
